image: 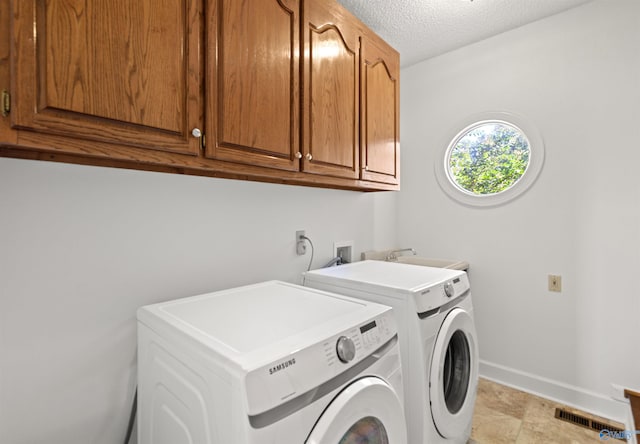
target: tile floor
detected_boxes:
[469,378,624,444]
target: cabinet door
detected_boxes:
[206,0,300,171]
[0,0,15,146]
[11,0,202,155]
[302,0,360,179]
[360,36,400,185]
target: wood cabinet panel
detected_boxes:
[0,0,16,145]
[3,0,399,191]
[302,0,359,179]
[11,0,202,154]
[361,35,400,185]
[207,0,300,171]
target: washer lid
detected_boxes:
[137,281,391,368]
[304,260,465,297]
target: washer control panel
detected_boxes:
[414,271,470,314]
[322,312,394,368]
[443,281,455,298]
[336,335,356,362]
[245,307,397,416]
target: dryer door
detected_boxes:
[306,377,406,444]
[429,307,479,438]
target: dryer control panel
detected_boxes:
[326,314,394,366]
[414,272,470,314]
[244,308,397,417]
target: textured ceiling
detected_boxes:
[337,0,593,67]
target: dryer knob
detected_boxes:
[444,281,455,298]
[336,336,356,363]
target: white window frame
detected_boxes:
[434,111,544,207]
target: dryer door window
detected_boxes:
[339,416,388,444]
[429,308,479,439]
[306,377,406,444]
[443,329,471,414]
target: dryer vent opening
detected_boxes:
[554,407,625,441]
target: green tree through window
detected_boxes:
[448,123,530,195]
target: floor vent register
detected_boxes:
[554,407,625,441]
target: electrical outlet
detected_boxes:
[548,274,562,292]
[334,241,354,264]
[296,230,306,255]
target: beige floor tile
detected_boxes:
[475,378,531,420]
[471,399,523,444]
[470,378,620,444]
[518,395,606,443]
[515,426,600,444]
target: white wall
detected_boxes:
[3,1,639,440]
[0,157,397,444]
[399,0,639,422]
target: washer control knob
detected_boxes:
[444,281,455,298]
[336,336,356,363]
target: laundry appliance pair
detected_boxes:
[304,260,479,444]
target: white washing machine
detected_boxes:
[304,260,479,444]
[137,280,407,444]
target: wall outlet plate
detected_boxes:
[334,241,354,264]
[296,230,306,255]
[548,274,562,292]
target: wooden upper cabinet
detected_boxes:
[3,0,398,190]
[360,35,400,185]
[206,0,300,171]
[302,0,360,179]
[10,0,202,155]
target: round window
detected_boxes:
[435,112,544,207]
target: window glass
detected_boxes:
[435,112,544,207]
[448,122,529,195]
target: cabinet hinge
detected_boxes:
[1,90,9,117]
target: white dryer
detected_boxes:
[137,280,406,444]
[304,260,479,444]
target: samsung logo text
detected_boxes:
[269,358,296,375]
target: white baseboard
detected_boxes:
[479,359,631,430]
